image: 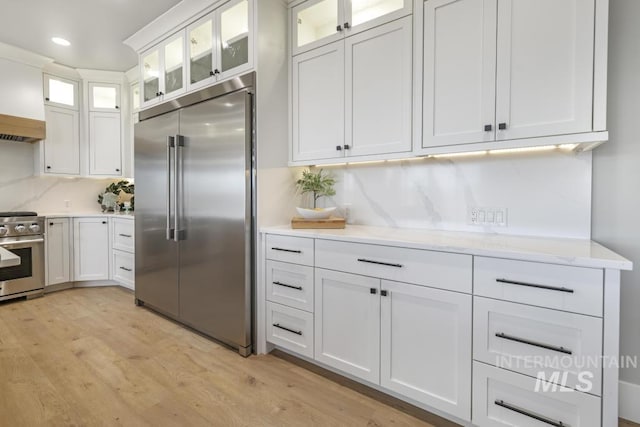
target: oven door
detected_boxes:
[0,238,45,299]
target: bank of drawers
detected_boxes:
[111,218,134,289]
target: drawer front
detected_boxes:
[266,234,314,266]
[473,362,601,427]
[315,239,472,293]
[266,260,314,312]
[474,257,603,316]
[266,302,314,359]
[112,219,135,253]
[474,297,603,395]
[112,250,134,288]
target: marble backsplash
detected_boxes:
[0,141,119,213]
[307,149,593,239]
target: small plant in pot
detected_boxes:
[296,169,337,219]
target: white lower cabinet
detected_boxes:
[45,218,71,286]
[473,362,601,427]
[112,250,134,289]
[110,217,135,289]
[380,280,472,420]
[266,301,314,359]
[315,268,381,384]
[73,217,110,281]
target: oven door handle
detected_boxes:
[1,238,45,246]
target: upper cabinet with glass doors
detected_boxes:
[140,31,186,109]
[292,0,411,55]
[186,0,253,92]
[44,74,79,110]
[89,82,120,112]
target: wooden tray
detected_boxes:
[291,216,346,229]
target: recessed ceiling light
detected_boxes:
[51,37,71,46]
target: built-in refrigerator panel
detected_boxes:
[134,111,180,318]
[178,90,252,352]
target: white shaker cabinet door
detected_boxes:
[315,268,380,384]
[495,0,595,140]
[43,106,80,175]
[423,0,497,148]
[380,280,472,421]
[345,16,412,157]
[73,218,110,281]
[292,41,345,162]
[89,112,122,176]
[46,218,70,286]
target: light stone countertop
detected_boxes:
[261,225,632,271]
[41,212,135,219]
[0,246,20,268]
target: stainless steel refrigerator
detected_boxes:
[134,73,254,356]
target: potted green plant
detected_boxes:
[296,169,336,219]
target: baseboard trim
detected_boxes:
[620,380,640,423]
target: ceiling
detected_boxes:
[0,0,183,71]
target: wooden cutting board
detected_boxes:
[291,216,346,229]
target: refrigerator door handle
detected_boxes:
[166,136,175,240]
[174,134,185,242]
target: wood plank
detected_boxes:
[291,216,346,229]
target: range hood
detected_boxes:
[0,113,45,143]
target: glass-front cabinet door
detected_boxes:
[163,32,186,99]
[44,74,79,110]
[217,0,253,78]
[292,0,342,55]
[141,48,161,107]
[346,0,411,34]
[88,83,120,112]
[187,14,216,91]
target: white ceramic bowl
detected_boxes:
[296,207,336,219]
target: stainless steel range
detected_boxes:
[0,212,45,301]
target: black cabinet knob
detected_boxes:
[214,69,220,75]
[45,97,50,101]
[115,169,120,172]
[46,166,51,169]
[336,145,342,151]
[484,124,492,131]
[498,123,507,130]
[381,290,388,297]
[49,222,54,226]
[158,91,164,96]
[344,22,351,29]
[336,24,343,32]
[209,70,215,76]
[370,288,377,294]
[115,106,119,109]
[102,221,107,224]
[343,144,350,150]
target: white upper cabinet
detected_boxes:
[89,112,122,176]
[43,106,80,175]
[495,0,595,141]
[141,31,186,109]
[423,0,598,150]
[44,74,79,110]
[89,82,120,112]
[292,41,345,162]
[186,0,253,92]
[423,0,497,147]
[345,16,412,157]
[292,0,411,55]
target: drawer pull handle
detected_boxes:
[494,400,568,427]
[273,323,302,336]
[119,267,133,272]
[357,258,402,268]
[272,247,302,254]
[273,281,303,291]
[119,234,132,238]
[496,278,574,294]
[495,332,573,355]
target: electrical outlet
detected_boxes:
[469,207,508,227]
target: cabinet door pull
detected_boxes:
[119,234,132,238]
[119,267,133,272]
[494,400,567,427]
[495,332,572,355]
[498,122,508,130]
[115,106,120,109]
[357,258,402,268]
[344,22,351,29]
[370,288,377,294]
[336,24,343,32]
[273,281,303,291]
[343,144,350,150]
[484,124,492,131]
[381,290,388,297]
[336,145,343,151]
[49,222,54,226]
[271,247,302,254]
[496,278,574,294]
[102,221,108,224]
[273,323,302,336]
[214,69,221,75]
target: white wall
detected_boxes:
[0,57,45,120]
[592,0,640,398]
[305,150,593,239]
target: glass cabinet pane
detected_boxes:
[350,0,404,27]
[220,0,249,72]
[47,77,75,107]
[92,85,117,109]
[296,0,339,48]
[142,50,160,102]
[189,20,214,84]
[164,36,184,94]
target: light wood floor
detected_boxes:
[0,287,638,427]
